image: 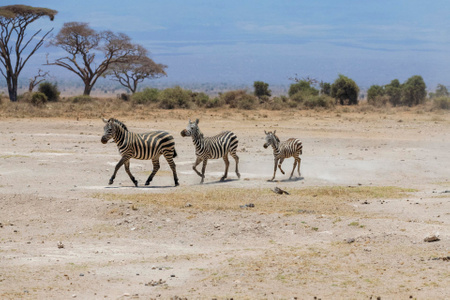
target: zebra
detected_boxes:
[263,130,303,181]
[101,118,179,187]
[180,119,240,184]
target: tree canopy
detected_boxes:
[331,74,360,105]
[108,46,167,94]
[47,22,142,96]
[0,5,57,101]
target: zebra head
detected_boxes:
[264,130,279,148]
[181,119,200,137]
[101,118,115,144]
[101,118,129,144]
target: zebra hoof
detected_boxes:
[134,181,138,187]
[237,173,241,179]
[109,180,114,185]
[220,177,226,182]
[144,181,150,186]
[175,182,179,187]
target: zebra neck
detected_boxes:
[113,126,129,149]
[192,132,205,153]
[271,143,281,155]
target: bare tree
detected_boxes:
[0,5,57,102]
[108,46,167,94]
[28,68,50,92]
[289,73,319,86]
[46,22,141,96]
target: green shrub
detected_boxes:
[433,97,450,110]
[38,82,60,102]
[159,86,192,109]
[31,92,48,106]
[288,80,319,97]
[71,95,92,103]
[132,88,159,104]
[303,95,335,109]
[290,91,305,103]
[192,92,210,107]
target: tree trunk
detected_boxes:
[83,84,92,96]
[7,76,18,102]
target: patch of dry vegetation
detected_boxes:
[95,186,416,216]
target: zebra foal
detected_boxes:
[181,119,240,184]
[101,118,179,187]
[263,130,303,181]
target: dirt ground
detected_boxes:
[0,109,449,299]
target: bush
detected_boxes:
[31,92,48,106]
[368,95,390,108]
[433,97,450,110]
[288,80,319,97]
[71,95,92,103]
[303,95,335,109]
[159,86,192,109]
[38,82,60,102]
[331,74,360,105]
[237,94,258,110]
[253,81,271,98]
[192,92,210,107]
[132,88,159,104]
[401,75,427,106]
[264,96,287,110]
[367,85,385,105]
[220,90,247,108]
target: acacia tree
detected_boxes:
[47,22,141,96]
[108,46,167,94]
[0,5,57,102]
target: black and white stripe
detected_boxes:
[264,130,303,181]
[101,118,179,187]
[181,119,240,184]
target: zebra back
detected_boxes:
[279,138,303,157]
[202,131,238,159]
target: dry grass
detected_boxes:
[95,185,416,216]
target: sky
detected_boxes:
[3,0,450,89]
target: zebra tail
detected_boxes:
[173,148,178,158]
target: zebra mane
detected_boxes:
[109,118,129,131]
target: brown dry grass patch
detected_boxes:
[95,186,415,216]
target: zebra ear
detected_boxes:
[195,119,199,124]
[264,130,267,134]
[274,130,276,135]
[102,118,108,123]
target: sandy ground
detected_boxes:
[0,110,449,299]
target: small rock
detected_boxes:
[424,235,440,243]
[57,241,64,249]
[346,238,355,244]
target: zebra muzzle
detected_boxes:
[263,143,269,148]
[180,129,188,137]
[101,136,109,144]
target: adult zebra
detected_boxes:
[101,118,179,187]
[263,130,303,181]
[181,119,240,184]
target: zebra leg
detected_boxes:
[297,157,302,176]
[200,159,208,184]
[231,152,240,179]
[289,159,297,180]
[192,156,203,178]
[278,158,285,175]
[145,158,160,186]
[124,160,138,187]
[109,157,127,185]
[221,154,229,181]
[164,153,179,187]
[270,158,279,181]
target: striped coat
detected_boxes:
[101,118,179,187]
[264,130,303,181]
[181,119,240,184]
